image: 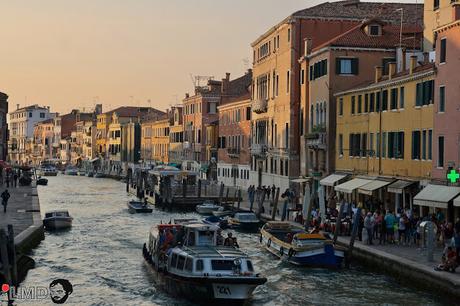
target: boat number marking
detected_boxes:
[217,286,231,295]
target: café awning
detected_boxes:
[413,184,460,209]
[334,178,373,194]
[358,179,393,195]
[291,178,310,183]
[453,195,460,207]
[387,180,416,194]
[320,173,348,187]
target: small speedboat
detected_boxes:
[94,172,105,178]
[212,206,234,217]
[43,210,73,230]
[195,201,220,215]
[39,166,58,176]
[203,215,228,229]
[36,177,48,186]
[227,212,260,231]
[64,167,78,176]
[127,201,153,214]
[259,221,345,268]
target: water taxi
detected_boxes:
[259,221,344,268]
[143,221,266,304]
[43,210,73,230]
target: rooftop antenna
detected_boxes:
[189,74,214,90]
[396,8,404,49]
[242,58,249,70]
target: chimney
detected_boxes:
[409,55,417,74]
[388,62,396,80]
[304,38,313,56]
[16,104,19,110]
[185,93,189,99]
[375,66,383,83]
[423,52,430,64]
[221,73,230,94]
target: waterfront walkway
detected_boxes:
[0,184,43,253]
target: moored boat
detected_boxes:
[127,200,153,214]
[196,201,220,215]
[43,210,73,230]
[203,215,228,229]
[39,166,58,176]
[259,221,344,268]
[212,206,234,217]
[86,171,94,177]
[143,221,266,304]
[37,177,48,186]
[94,172,105,178]
[64,166,78,176]
[227,212,260,232]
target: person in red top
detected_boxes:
[436,247,458,272]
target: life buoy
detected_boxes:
[267,238,272,247]
[288,248,295,258]
[259,234,263,243]
[280,247,284,256]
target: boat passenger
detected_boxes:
[164,229,174,248]
[285,232,294,243]
[224,232,239,248]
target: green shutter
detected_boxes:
[352,58,359,75]
[416,83,422,106]
[336,58,341,74]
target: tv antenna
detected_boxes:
[189,74,214,89]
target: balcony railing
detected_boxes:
[227,148,240,158]
[251,98,268,114]
[250,143,268,158]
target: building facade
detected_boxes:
[150,117,170,164]
[8,104,52,165]
[0,92,8,161]
[168,106,184,167]
[32,119,55,165]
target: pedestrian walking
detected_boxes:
[5,172,10,188]
[271,184,276,200]
[1,189,10,213]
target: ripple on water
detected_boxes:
[18,176,450,306]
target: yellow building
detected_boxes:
[333,59,435,211]
[151,117,170,164]
[423,0,460,51]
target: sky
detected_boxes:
[0,0,419,114]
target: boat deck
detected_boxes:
[179,246,247,258]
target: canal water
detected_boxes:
[20,176,448,305]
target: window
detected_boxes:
[382,90,388,111]
[211,260,240,271]
[361,133,367,157]
[185,257,193,272]
[285,160,288,176]
[357,95,362,114]
[439,86,446,112]
[369,25,380,36]
[382,132,387,158]
[246,260,254,272]
[399,87,405,109]
[196,260,204,271]
[434,0,440,10]
[351,96,355,114]
[364,94,369,113]
[370,133,374,156]
[287,28,291,43]
[275,74,279,96]
[311,59,328,80]
[285,123,289,148]
[171,254,178,268]
[300,107,304,136]
[339,98,343,116]
[388,131,404,158]
[440,38,446,63]
[286,70,290,93]
[369,93,375,112]
[300,69,305,85]
[29,112,33,118]
[428,130,433,160]
[339,134,343,156]
[209,102,217,114]
[376,92,381,112]
[438,136,444,167]
[416,80,434,106]
[336,58,359,75]
[422,130,427,160]
[390,88,398,110]
[412,131,421,160]
[177,256,186,270]
[246,107,251,120]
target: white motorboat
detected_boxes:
[212,206,234,217]
[38,166,58,176]
[43,210,73,230]
[195,201,221,215]
[143,221,266,304]
[227,212,260,231]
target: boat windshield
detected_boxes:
[211,260,241,271]
[197,230,214,245]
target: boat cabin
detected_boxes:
[44,211,71,219]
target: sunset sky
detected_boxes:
[0,0,418,114]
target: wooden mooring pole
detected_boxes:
[271,188,280,221]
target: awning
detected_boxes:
[453,195,460,207]
[320,173,348,186]
[334,178,374,194]
[200,165,209,172]
[358,179,393,195]
[291,178,310,183]
[413,184,460,209]
[387,180,416,194]
[168,163,181,169]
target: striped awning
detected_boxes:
[334,178,374,194]
[413,184,460,209]
[320,173,348,187]
[358,179,393,195]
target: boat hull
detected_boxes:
[127,202,153,214]
[229,222,260,232]
[43,218,72,230]
[144,256,264,304]
[196,207,219,215]
[260,232,344,268]
[42,172,58,176]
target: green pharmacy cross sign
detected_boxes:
[447,169,460,183]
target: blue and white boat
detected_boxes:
[259,221,345,268]
[202,215,228,229]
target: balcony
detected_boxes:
[251,98,268,114]
[227,148,240,158]
[306,124,327,150]
[250,143,268,158]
